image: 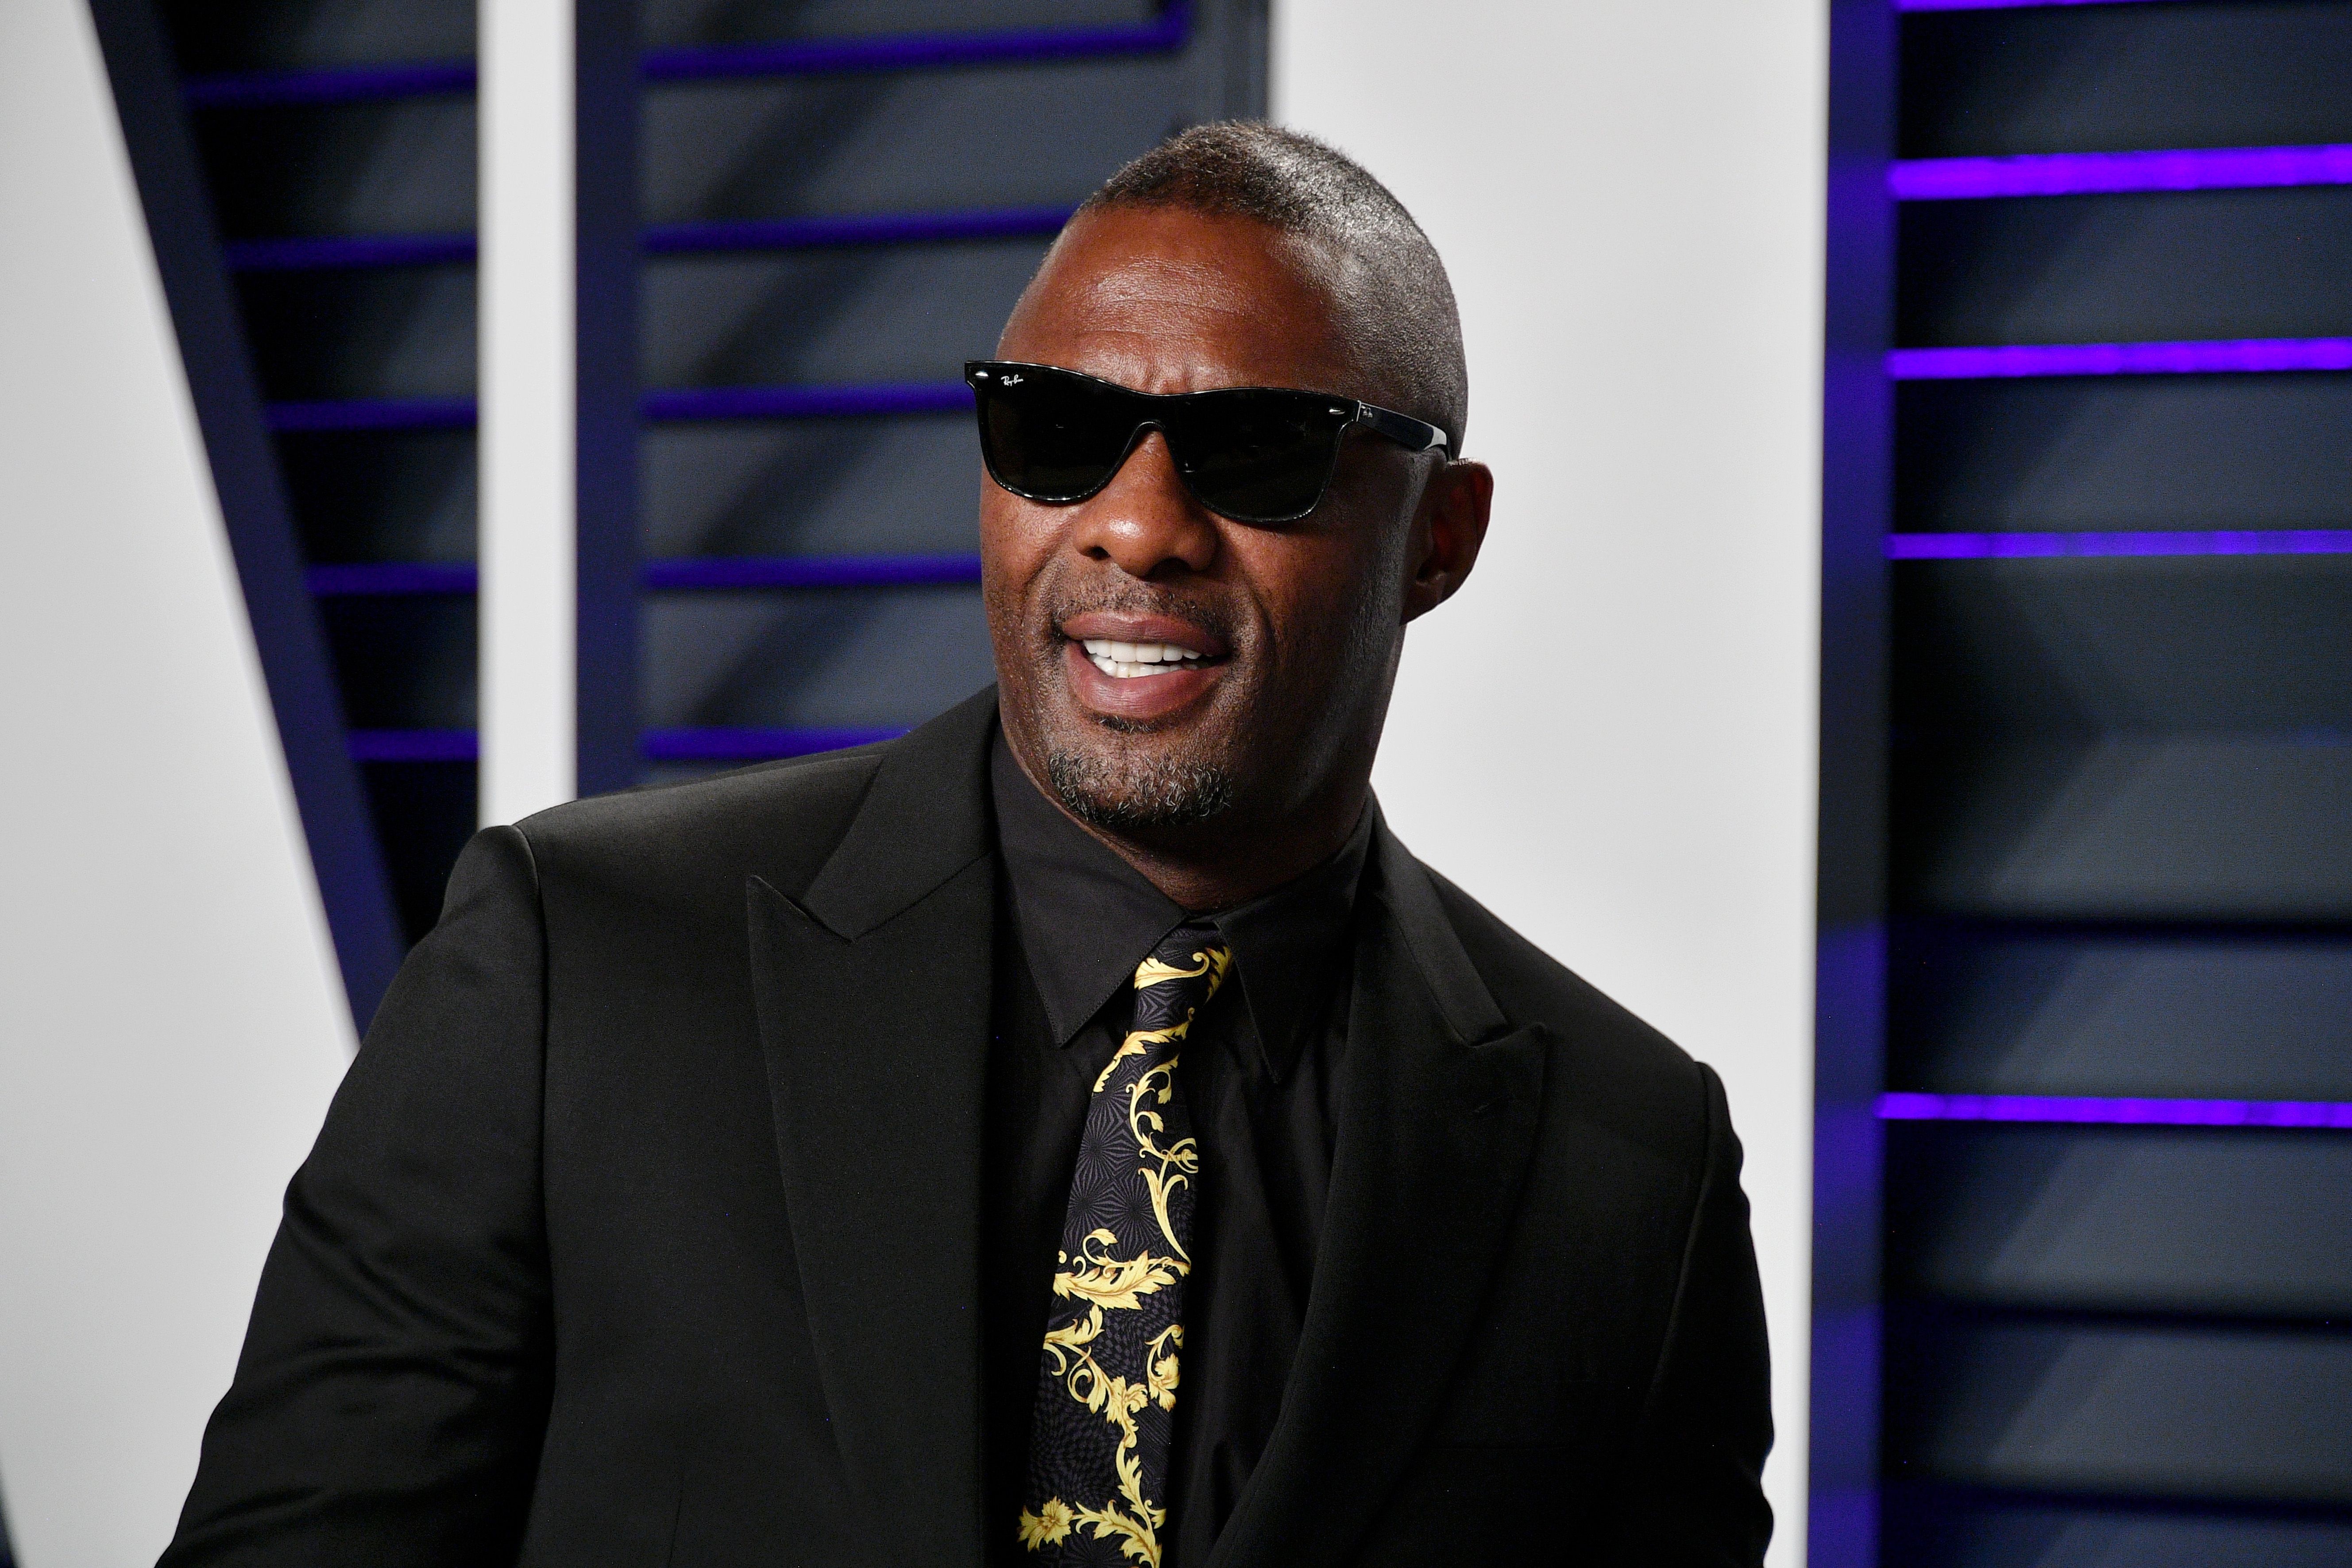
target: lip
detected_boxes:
[1060,641,1227,723]
[1054,612,1231,725]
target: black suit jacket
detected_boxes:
[163,687,1772,1568]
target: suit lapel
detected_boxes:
[1207,819,1549,1568]
[745,689,999,1562]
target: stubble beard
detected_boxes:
[1043,732,1237,833]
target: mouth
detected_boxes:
[1076,637,1217,680]
[1054,611,1231,722]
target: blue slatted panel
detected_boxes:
[1868,2,2352,1561]
[163,0,1266,939]
[628,1,1262,780]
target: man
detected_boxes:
[163,124,1771,1568]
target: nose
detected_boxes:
[1068,429,1220,581]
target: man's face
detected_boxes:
[981,205,1453,840]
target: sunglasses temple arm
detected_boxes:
[1357,404,1452,458]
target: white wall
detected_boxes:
[0,1,357,1561]
[478,0,580,827]
[1276,6,1826,1561]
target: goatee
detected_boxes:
[1045,741,1236,832]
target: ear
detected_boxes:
[1402,459,1494,622]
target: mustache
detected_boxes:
[1039,572,1242,648]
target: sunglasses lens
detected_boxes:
[968,365,1354,523]
[973,367,1138,502]
[1170,391,1352,523]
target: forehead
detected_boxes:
[996,205,1366,397]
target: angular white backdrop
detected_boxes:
[1275,5,1827,1561]
[0,1,356,1561]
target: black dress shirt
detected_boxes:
[982,733,1373,1567]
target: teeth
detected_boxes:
[1081,638,1210,679]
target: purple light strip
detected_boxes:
[185,3,1188,109]
[308,562,478,595]
[308,555,984,596]
[641,1,1188,83]
[1879,1092,2352,1129]
[348,728,479,763]
[184,60,477,110]
[1888,338,2352,380]
[226,234,476,272]
[1891,144,2352,201]
[349,728,906,763]
[1888,529,2352,560]
[641,381,971,421]
[643,554,981,589]
[643,205,1072,255]
[266,397,477,433]
[641,726,905,761]
[268,381,974,432]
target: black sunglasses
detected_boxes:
[965,360,1451,525]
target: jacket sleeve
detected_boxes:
[1605,1061,1776,1567]
[160,827,554,1567]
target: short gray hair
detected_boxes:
[1081,121,1469,454]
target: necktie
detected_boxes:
[1018,922,1231,1567]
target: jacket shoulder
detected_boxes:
[1420,865,1718,1151]
[506,746,886,907]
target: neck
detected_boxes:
[1104,790,1370,914]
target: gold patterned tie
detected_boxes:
[1016,922,1230,1567]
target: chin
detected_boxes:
[1042,730,1240,834]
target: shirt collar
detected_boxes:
[991,732,1182,1048]
[989,731,1371,1082]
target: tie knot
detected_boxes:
[1133,926,1232,1011]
